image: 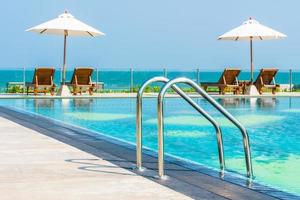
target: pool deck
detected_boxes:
[0,106,283,200]
[0,115,194,200]
[0,92,300,99]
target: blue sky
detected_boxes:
[0,0,298,70]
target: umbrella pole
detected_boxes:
[57,33,71,96]
[250,38,253,83]
[246,37,259,95]
[63,33,67,85]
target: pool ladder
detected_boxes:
[136,76,253,179]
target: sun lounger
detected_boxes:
[201,68,241,94]
[67,67,95,95]
[26,67,56,95]
[254,68,280,94]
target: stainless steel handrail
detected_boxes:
[158,77,253,178]
[136,76,225,175]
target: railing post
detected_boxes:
[60,67,63,84]
[157,94,165,178]
[96,67,99,93]
[23,67,26,94]
[130,67,134,92]
[136,92,143,170]
[289,68,292,92]
[196,68,200,85]
[163,68,167,77]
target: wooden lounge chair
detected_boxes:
[67,67,95,95]
[254,68,280,94]
[201,68,241,94]
[26,67,56,95]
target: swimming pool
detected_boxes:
[0,97,299,196]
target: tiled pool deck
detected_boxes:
[0,106,289,200]
[0,113,195,199]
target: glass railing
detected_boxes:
[0,67,298,93]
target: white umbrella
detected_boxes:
[218,17,286,83]
[27,11,105,95]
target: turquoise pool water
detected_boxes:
[0,97,299,195]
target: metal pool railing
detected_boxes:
[136,76,225,176]
[136,76,253,179]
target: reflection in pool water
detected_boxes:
[145,114,284,127]
[33,99,54,108]
[65,112,135,121]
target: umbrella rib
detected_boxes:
[235,37,239,41]
[259,36,263,40]
[40,29,47,34]
[87,31,94,37]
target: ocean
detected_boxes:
[0,68,298,92]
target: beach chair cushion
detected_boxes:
[254,68,278,86]
[254,68,279,94]
[69,68,94,86]
[201,68,241,85]
[67,67,95,95]
[34,68,55,85]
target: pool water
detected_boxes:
[0,97,299,195]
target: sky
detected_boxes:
[0,0,298,71]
